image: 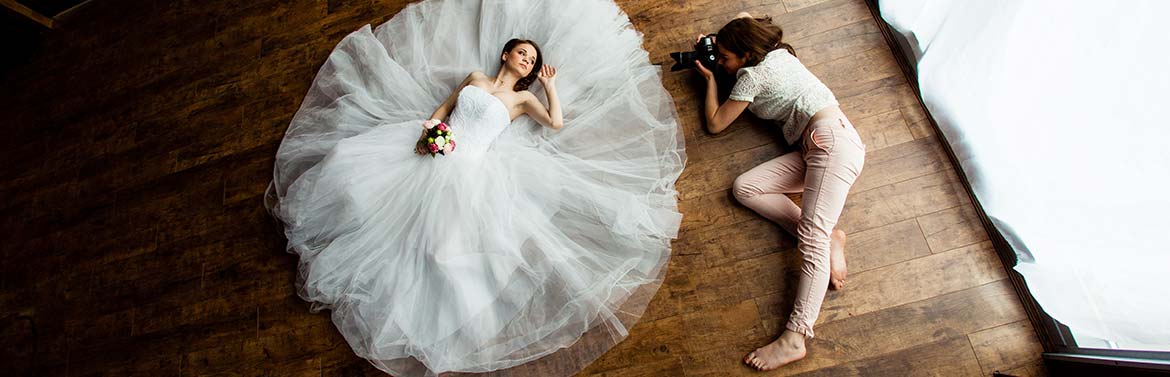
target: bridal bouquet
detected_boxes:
[417,119,457,156]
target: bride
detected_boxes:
[265,0,686,375]
[419,38,563,139]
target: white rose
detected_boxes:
[434,136,446,146]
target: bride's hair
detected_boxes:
[716,16,796,67]
[502,39,543,91]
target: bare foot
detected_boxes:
[829,228,848,290]
[744,330,807,371]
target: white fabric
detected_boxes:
[729,50,839,145]
[880,0,1170,348]
[265,0,686,375]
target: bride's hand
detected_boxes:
[538,65,557,84]
[415,128,429,155]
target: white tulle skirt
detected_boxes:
[266,0,686,375]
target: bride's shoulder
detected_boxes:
[515,90,539,103]
[460,71,488,87]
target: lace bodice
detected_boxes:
[446,85,512,155]
[729,50,839,145]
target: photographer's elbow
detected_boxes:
[705,118,724,134]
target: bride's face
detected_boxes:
[503,43,538,76]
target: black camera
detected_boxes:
[669,34,717,72]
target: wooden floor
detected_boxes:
[0,0,1046,375]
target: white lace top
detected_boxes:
[729,49,839,144]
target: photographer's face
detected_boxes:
[716,44,745,74]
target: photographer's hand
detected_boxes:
[692,34,717,81]
[694,61,715,82]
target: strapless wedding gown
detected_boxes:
[266,0,686,375]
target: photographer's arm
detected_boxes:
[695,62,749,134]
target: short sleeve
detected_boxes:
[729,68,760,102]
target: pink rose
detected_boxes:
[428,143,440,153]
[448,140,456,151]
[423,119,439,129]
[442,142,454,154]
[437,123,449,132]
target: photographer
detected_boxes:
[692,12,867,371]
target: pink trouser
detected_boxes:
[731,112,866,338]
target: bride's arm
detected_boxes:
[522,65,564,130]
[429,72,481,121]
[417,72,479,154]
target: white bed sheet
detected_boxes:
[880,0,1170,348]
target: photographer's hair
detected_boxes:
[502,38,544,91]
[716,16,796,67]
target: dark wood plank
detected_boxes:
[845,217,931,273]
[969,320,1047,376]
[917,202,990,253]
[790,336,984,377]
[752,279,1028,374]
